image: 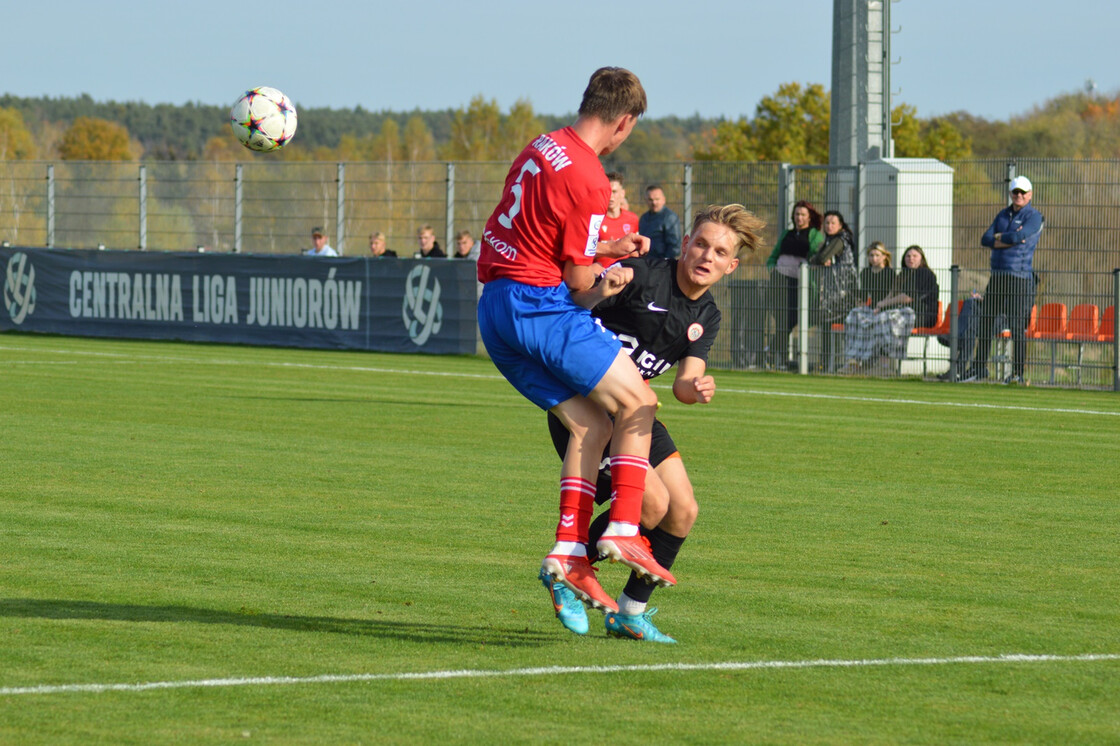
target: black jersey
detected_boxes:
[594,256,721,380]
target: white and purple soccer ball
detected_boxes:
[229,86,298,152]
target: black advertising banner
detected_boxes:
[1,248,478,355]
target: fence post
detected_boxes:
[46,164,55,248]
[138,165,147,251]
[948,265,960,380]
[682,163,692,225]
[1113,268,1119,392]
[336,162,345,255]
[855,163,865,267]
[779,163,794,231]
[446,162,455,251]
[1006,161,1016,206]
[798,260,810,375]
[234,164,243,254]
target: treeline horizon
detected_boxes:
[2,84,1119,164]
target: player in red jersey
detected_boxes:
[598,172,641,243]
[477,67,675,615]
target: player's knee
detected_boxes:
[640,485,670,529]
[618,383,659,418]
[567,408,612,451]
[664,488,698,534]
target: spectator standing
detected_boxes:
[962,176,1044,384]
[599,172,641,242]
[765,200,823,369]
[813,210,858,369]
[305,227,338,257]
[415,225,446,258]
[638,184,682,260]
[369,231,398,258]
[452,230,479,260]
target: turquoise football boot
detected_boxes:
[538,567,588,635]
[604,607,676,643]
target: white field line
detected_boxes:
[3,343,1119,417]
[1,653,1117,697]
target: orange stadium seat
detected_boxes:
[1029,303,1068,384]
[1097,306,1115,343]
[1065,304,1101,385]
[908,301,945,376]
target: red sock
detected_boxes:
[608,455,648,526]
[557,477,595,543]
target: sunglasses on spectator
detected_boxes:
[1011,189,1028,195]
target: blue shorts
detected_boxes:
[478,279,622,410]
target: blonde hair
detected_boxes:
[691,204,766,256]
[867,241,892,268]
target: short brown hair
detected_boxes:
[605,171,624,184]
[455,230,473,241]
[691,204,766,257]
[578,67,647,122]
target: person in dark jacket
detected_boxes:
[638,184,682,261]
[764,199,823,369]
[813,210,858,370]
[858,241,896,307]
[844,244,938,369]
[962,175,1044,384]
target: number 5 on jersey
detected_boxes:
[497,159,542,229]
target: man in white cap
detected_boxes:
[961,175,1044,384]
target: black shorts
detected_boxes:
[546,412,679,505]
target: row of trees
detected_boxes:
[692,83,972,162]
[3,84,1119,164]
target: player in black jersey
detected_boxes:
[542,203,765,642]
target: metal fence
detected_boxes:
[2,157,1118,388]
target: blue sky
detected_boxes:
[5,0,1117,121]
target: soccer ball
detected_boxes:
[229,86,298,152]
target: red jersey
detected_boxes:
[477,127,608,287]
[599,209,640,242]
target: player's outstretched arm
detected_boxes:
[570,264,634,309]
[596,232,650,262]
[672,356,715,404]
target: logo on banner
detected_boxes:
[402,264,443,346]
[4,252,37,325]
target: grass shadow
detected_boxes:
[0,598,554,647]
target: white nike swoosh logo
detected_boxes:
[647,302,668,313]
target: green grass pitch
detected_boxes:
[1,334,1118,744]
